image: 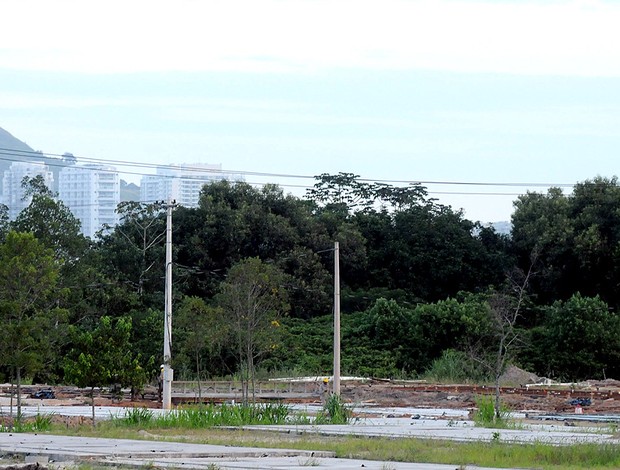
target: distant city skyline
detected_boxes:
[0,151,244,238]
[2,0,620,223]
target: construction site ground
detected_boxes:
[4,368,620,419]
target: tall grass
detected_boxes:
[473,395,510,428]
[0,412,54,433]
[112,403,291,428]
[316,394,352,425]
[424,349,489,383]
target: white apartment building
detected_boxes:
[140,163,235,207]
[2,161,54,220]
[59,164,120,239]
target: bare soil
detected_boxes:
[6,371,620,418]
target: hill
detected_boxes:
[120,180,140,201]
[0,127,35,154]
[0,127,75,192]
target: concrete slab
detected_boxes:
[107,455,520,469]
[2,404,616,468]
[0,433,332,459]
[245,417,620,445]
[0,433,522,470]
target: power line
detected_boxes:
[0,146,578,190]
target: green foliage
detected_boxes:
[6,173,620,387]
[512,176,620,311]
[174,296,228,380]
[1,412,55,433]
[274,295,495,379]
[96,201,166,300]
[473,395,509,428]
[217,257,289,402]
[307,172,427,211]
[12,175,89,263]
[411,294,492,372]
[316,394,352,425]
[64,315,152,421]
[112,403,291,428]
[531,294,620,380]
[424,349,489,383]
[0,231,63,416]
[115,407,154,426]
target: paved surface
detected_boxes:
[2,403,618,468]
[247,418,618,445]
[0,433,520,469]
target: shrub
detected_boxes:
[473,395,509,428]
[316,394,352,425]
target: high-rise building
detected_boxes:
[140,163,237,207]
[2,161,54,220]
[59,164,120,239]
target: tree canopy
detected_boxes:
[2,173,620,392]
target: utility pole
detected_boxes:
[162,200,176,410]
[333,241,341,395]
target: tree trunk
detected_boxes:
[91,386,96,426]
[16,367,22,422]
[250,354,256,405]
[196,352,202,402]
[494,336,505,422]
[9,374,14,418]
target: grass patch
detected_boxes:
[0,412,55,433]
[111,403,291,428]
[48,422,620,469]
[424,349,489,383]
[473,395,511,428]
[316,394,352,424]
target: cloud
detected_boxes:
[2,0,620,76]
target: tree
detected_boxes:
[98,201,167,298]
[413,293,491,372]
[306,172,428,212]
[538,294,620,380]
[0,203,9,242]
[470,261,534,422]
[361,298,417,373]
[64,316,149,424]
[175,180,330,318]
[511,177,620,310]
[12,175,89,264]
[175,296,228,397]
[0,231,62,418]
[217,258,289,403]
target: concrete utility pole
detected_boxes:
[333,241,341,395]
[162,200,176,410]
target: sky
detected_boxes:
[2,0,620,222]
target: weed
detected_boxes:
[424,349,489,383]
[299,456,320,466]
[473,395,509,428]
[111,403,291,429]
[117,407,154,426]
[1,412,54,433]
[315,394,352,425]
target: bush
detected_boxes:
[473,395,509,428]
[316,394,352,424]
[424,349,489,383]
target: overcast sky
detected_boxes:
[2,0,619,222]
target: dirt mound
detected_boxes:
[499,366,539,386]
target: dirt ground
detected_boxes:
[5,367,620,418]
[338,366,620,415]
